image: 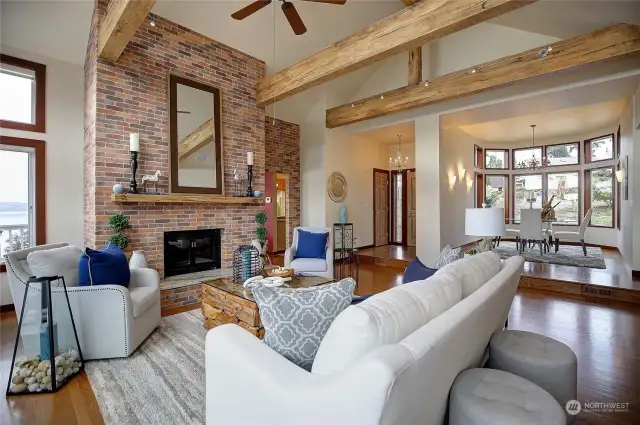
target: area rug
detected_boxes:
[85,311,206,425]
[493,241,606,269]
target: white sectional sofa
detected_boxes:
[205,252,525,425]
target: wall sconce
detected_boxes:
[458,168,466,180]
[466,178,473,192]
[616,169,624,183]
[448,175,457,188]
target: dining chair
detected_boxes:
[554,208,593,256]
[520,209,545,255]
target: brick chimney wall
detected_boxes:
[84,1,267,277]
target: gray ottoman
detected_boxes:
[487,330,577,423]
[450,368,565,425]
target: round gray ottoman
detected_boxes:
[487,330,577,423]
[450,368,565,425]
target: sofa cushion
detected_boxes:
[129,286,159,318]
[295,229,328,259]
[437,251,501,298]
[403,257,437,284]
[78,244,131,287]
[26,246,83,287]
[312,270,462,375]
[435,245,461,268]
[251,278,355,371]
[290,258,328,273]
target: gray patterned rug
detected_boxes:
[85,311,206,425]
[493,241,606,269]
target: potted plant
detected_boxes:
[108,213,130,249]
[251,211,269,269]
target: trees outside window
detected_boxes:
[588,167,614,227]
[546,143,579,166]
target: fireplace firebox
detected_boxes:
[164,229,221,278]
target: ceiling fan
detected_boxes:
[231,0,347,36]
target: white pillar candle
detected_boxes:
[130,133,140,152]
[247,151,254,166]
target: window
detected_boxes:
[546,142,579,166]
[513,147,543,170]
[585,134,614,163]
[485,175,509,219]
[513,174,542,222]
[485,149,509,169]
[586,167,614,227]
[0,136,46,270]
[546,172,580,224]
[0,55,46,133]
[474,145,484,168]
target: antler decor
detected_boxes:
[541,195,561,221]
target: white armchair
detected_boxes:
[554,208,593,256]
[284,227,333,279]
[4,243,161,360]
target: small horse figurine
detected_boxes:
[142,170,163,194]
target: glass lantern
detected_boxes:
[6,276,84,395]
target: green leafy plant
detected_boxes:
[255,211,268,244]
[108,213,130,249]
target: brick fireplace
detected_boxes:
[84,1,268,278]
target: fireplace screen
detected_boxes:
[164,229,221,277]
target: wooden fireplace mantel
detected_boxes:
[111,193,264,204]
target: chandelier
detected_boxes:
[516,124,550,172]
[389,135,410,172]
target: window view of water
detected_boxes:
[0,203,30,258]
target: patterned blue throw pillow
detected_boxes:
[251,278,355,370]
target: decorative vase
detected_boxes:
[129,251,148,269]
[251,239,267,270]
[339,203,347,224]
[112,184,125,194]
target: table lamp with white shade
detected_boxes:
[465,208,506,252]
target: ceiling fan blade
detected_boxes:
[301,0,347,4]
[282,2,307,35]
[231,0,272,20]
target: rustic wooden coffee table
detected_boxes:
[201,275,333,338]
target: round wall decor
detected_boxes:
[327,172,347,202]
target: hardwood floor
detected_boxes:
[1,262,639,424]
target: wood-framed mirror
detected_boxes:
[169,74,223,194]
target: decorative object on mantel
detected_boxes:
[252,211,271,269]
[233,169,248,197]
[232,245,261,283]
[112,184,126,194]
[253,190,263,198]
[142,170,163,194]
[108,213,130,249]
[541,195,561,221]
[327,172,347,202]
[246,151,254,197]
[129,251,148,269]
[6,275,84,395]
[129,133,140,194]
[110,193,262,204]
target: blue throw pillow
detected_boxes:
[403,257,437,284]
[79,243,131,287]
[295,230,329,259]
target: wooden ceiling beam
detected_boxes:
[98,0,156,62]
[326,24,640,128]
[178,118,215,160]
[256,0,538,105]
[408,47,422,86]
[402,0,422,5]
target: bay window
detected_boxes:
[585,167,614,228]
[513,174,542,222]
[546,172,580,224]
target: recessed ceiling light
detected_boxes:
[351,104,355,108]
[380,95,384,100]
[424,81,430,87]
[470,67,477,74]
[149,17,156,27]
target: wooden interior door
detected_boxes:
[374,169,389,246]
[407,170,417,246]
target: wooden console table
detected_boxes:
[202,275,332,338]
